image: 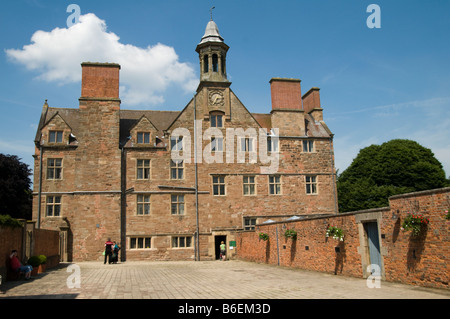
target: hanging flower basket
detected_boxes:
[326,226,344,241]
[259,232,269,241]
[401,213,429,236]
[284,229,297,240]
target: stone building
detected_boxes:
[32,18,338,262]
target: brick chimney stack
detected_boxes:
[302,87,323,122]
[269,78,305,136]
[270,78,302,111]
[80,62,121,100]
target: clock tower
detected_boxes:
[196,17,232,120]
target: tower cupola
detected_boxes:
[196,18,230,84]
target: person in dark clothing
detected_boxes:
[104,238,114,264]
[112,241,120,264]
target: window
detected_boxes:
[46,196,61,217]
[212,176,225,196]
[303,140,314,153]
[172,236,192,248]
[170,160,184,180]
[137,194,151,215]
[49,131,63,143]
[203,55,209,73]
[306,176,317,194]
[137,159,150,180]
[243,176,256,196]
[212,54,218,72]
[211,137,223,152]
[210,114,223,128]
[269,175,281,195]
[130,237,151,249]
[268,137,279,152]
[241,138,254,152]
[47,158,62,180]
[137,132,150,144]
[170,136,183,151]
[171,195,185,215]
[244,218,257,231]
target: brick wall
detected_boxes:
[0,222,60,281]
[236,187,450,290]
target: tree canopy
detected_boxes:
[0,153,32,220]
[337,139,449,213]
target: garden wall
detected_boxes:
[236,187,450,290]
[0,221,60,281]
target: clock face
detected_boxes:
[209,91,224,106]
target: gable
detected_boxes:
[40,112,75,146]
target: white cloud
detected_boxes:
[5,13,198,107]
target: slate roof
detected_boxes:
[35,105,331,147]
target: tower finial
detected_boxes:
[210,6,215,20]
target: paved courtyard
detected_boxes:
[1,260,448,300]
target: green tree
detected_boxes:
[0,153,32,220]
[337,139,448,213]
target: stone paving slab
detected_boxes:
[0,260,448,300]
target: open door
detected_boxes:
[214,235,226,260]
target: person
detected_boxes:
[9,250,33,280]
[112,241,120,264]
[104,238,114,264]
[219,241,226,261]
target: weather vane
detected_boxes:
[210,6,215,20]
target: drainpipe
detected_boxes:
[194,94,200,261]
[37,145,43,229]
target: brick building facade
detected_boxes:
[32,19,337,262]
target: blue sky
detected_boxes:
[1,0,449,179]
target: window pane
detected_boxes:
[217,116,223,128]
[179,203,184,215]
[172,237,178,248]
[138,238,144,249]
[171,168,177,179]
[180,237,185,247]
[130,238,137,249]
[47,168,54,179]
[55,168,61,179]
[145,238,151,249]
[211,116,216,127]
[186,237,192,247]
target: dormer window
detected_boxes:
[49,131,63,143]
[137,132,151,144]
